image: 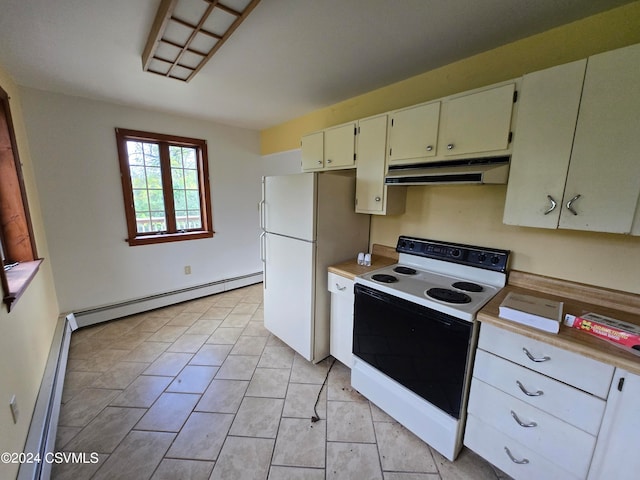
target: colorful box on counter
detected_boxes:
[564,312,640,356]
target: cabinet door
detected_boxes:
[387,101,440,165]
[355,115,387,213]
[559,43,640,233]
[588,369,640,480]
[325,122,356,169]
[440,83,515,157]
[301,131,324,171]
[503,60,586,228]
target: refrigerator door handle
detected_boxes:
[259,200,266,230]
[260,232,266,289]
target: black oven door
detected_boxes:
[353,283,474,419]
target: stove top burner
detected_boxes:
[394,266,417,275]
[371,274,399,284]
[451,281,484,293]
[426,288,472,304]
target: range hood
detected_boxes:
[385,157,510,186]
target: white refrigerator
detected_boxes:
[260,172,370,363]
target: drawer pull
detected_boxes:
[510,410,537,428]
[504,446,529,465]
[522,347,550,363]
[516,380,544,397]
[335,283,346,291]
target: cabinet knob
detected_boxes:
[317,160,322,165]
[375,196,381,202]
[447,143,454,150]
[566,194,581,215]
[327,159,333,164]
[426,145,433,151]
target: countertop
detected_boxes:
[328,244,398,280]
[478,270,640,375]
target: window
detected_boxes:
[115,128,214,246]
[0,85,41,311]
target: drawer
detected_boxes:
[473,349,606,435]
[478,323,614,398]
[465,414,582,480]
[328,272,354,296]
[468,378,596,478]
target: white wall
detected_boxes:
[20,88,299,313]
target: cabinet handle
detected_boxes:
[327,159,333,164]
[510,410,537,428]
[522,347,550,363]
[447,143,454,150]
[566,194,581,215]
[335,283,346,291]
[426,145,433,151]
[516,380,544,397]
[375,196,381,202]
[543,195,557,215]
[504,446,529,465]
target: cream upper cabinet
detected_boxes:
[301,131,324,171]
[387,101,440,166]
[504,43,640,234]
[439,83,516,158]
[355,114,406,215]
[503,60,586,228]
[588,369,640,480]
[559,43,640,233]
[301,122,356,172]
[324,122,356,169]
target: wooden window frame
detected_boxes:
[115,128,214,246]
[0,85,41,312]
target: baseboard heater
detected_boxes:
[73,272,263,328]
[18,313,77,480]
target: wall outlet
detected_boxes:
[184,265,191,275]
[9,395,19,424]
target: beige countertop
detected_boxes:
[328,244,398,280]
[478,270,640,376]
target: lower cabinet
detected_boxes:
[465,323,614,479]
[327,272,355,367]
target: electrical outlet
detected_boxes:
[9,395,19,424]
[184,265,191,275]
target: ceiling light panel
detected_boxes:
[142,0,262,82]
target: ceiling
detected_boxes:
[0,0,633,130]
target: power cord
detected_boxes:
[311,357,337,423]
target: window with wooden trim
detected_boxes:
[115,128,214,246]
[0,85,41,312]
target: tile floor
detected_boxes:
[53,283,512,480]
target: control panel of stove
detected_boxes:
[396,236,509,273]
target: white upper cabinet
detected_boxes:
[387,101,440,165]
[301,122,356,172]
[355,114,406,215]
[301,131,324,171]
[505,43,640,234]
[503,59,586,228]
[439,83,516,158]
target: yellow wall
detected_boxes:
[260,2,640,295]
[0,66,60,479]
[261,1,640,155]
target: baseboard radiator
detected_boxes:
[18,313,77,480]
[17,272,262,479]
[73,272,263,328]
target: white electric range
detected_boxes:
[351,236,510,461]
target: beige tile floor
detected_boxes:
[53,283,512,480]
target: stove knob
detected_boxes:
[451,248,461,258]
[409,242,415,250]
[491,255,501,265]
[478,253,487,262]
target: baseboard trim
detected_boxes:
[18,314,76,480]
[72,272,263,328]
